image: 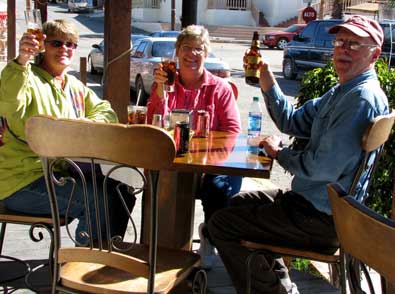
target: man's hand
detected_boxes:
[258,61,275,92]
[259,135,283,159]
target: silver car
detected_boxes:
[88,34,148,74]
[130,37,231,105]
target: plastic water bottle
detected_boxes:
[248,96,263,137]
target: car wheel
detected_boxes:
[88,57,97,74]
[277,38,288,50]
[283,57,297,80]
[135,76,147,106]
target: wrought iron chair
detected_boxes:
[0,116,65,292]
[0,204,58,291]
[328,182,395,294]
[25,115,204,294]
[241,110,395,294]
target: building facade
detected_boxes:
[131,0,310,27]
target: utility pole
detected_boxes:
[181,0,197,28]
[319,0,325,19]
[171,0,176,30]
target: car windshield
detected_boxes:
[284,25,302,33]
[151,31,180,37]
[152,41,176,57]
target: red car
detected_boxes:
[262,24,306,50]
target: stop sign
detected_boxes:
[302,6,317,23]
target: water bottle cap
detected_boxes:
[253,96,259,102]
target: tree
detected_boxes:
[331,0,343,19]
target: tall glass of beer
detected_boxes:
[161,56,177,93]
[24,9,45,53]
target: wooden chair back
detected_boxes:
[25,115,175,170]
[24,115,201,294]
[328,182,395,285]
[349,111,395,197]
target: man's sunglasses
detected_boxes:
[45,40,78,49]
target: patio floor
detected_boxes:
[3,178,380,293]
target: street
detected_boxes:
[9,1,299,189]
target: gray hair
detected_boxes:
[175,25,211,55]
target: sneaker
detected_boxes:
[197,223,215,270]
[287,283,299,294]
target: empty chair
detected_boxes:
[328,182,395,293]
[24,115,203,294]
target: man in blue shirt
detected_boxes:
[208,15,389,294]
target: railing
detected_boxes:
[342,0,375,12]
[301,0,379,20]
[143,0,160,8]
[207,0,251,10]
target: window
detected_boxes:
[299,22,316,41]
[152,41,175,57]
[133,41,148,58]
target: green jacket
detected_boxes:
[0,60,118,199]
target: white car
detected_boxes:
[130,37,231,105]
[88,34,148,74]
[68,0,93,13]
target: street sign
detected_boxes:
[302,6,317,23]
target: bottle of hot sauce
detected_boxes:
[244,31,261,85]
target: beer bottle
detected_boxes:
[244,31,261,85]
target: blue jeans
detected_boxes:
[4,173,135,244]
[199,174,243,223]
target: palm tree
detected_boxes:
[331,0,343,19]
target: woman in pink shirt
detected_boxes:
[147,25,242,268]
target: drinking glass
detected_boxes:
[127,105,147,124]
[152,114,162,128]
[161,56,177,92]
[24,9,45,53]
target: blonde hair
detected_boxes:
[175,25,211,55]
[43,19,79,44]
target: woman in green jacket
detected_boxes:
[0,19,132,244]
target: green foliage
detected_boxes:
[291,258,322,277]
[293,58,394,217]
[291,258,310,272]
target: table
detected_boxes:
[142,131,273,250]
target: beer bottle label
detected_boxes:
[245,56,261,78]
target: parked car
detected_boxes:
[130,37,231,105]
[149,31,180,38]
[283,19,395,79]
[68,0,93,13]
[88,34,148,74]
[262,24,306,50]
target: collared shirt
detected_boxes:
[0,61,118,199]
[147,69,241,133]
[262,69,388,214]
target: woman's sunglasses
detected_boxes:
[45,40,78,49]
